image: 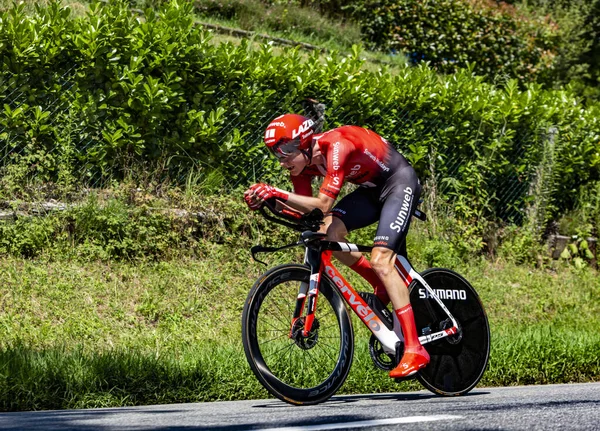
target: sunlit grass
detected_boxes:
[0,244,598,410]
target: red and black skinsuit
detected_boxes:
[290,126,421,256]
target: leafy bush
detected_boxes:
[1,0,599,234]
[558,182,600,238]
[497,225,546,265]
[193,0,362,47]
[293,0,559,82]
[502,0,600,103]
[0,189,292,260]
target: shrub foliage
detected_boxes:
[287,0,559,82]
[0,0,599,228]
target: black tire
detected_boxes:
[408,268,490,396]
[242,264,354,405]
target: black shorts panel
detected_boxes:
[331,164,421,256]
[374,179,420,253]
[331,187,380,232]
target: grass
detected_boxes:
[0,0,597,411]
[0,199,598,410]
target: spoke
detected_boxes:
[288,342,306,386]
[261,308,290,331]
[313,336,341,342]
[268,292,296,322]
[261,328,288,333]
[259,331,290,345]
[264,299,294,328]
[317,308,335,320]
[305,347,334,378]
[258,318,288,336]
[269,299,291,321]
[317,322,340,332]
[300,349,309,387]
[262,340,295,361]
[313,341,339,363]
[319,336,341,350]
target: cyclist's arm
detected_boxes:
[291,174,313,197]
[283,192,335,214]
[283,138,354,214]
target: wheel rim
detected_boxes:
[253,272,345,391]
[410,269,490,395]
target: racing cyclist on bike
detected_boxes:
[244,113,429,379]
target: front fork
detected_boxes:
[290,247,322,338]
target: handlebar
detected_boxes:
[259,199,324,232]
[258,198,426,230]
[249,199,324,264]
[250,198,426,264]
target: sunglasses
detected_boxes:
[269,138,301,159]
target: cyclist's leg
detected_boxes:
[321,216,353,266]
[326,187,387,301]
[368,166,428,378]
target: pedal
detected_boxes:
[359,292,394,330]
[392,340,417,382]
[394,340,404,367]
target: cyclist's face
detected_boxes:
[279,150,308,176]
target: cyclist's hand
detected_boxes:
[247,183,289,205]
[244,192,263,210]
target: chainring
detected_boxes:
[368,334,396,371]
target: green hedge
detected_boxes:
[0,191,288,260]
[284,0,560,82]
[0,0,599,227]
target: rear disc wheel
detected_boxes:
[409,268,490,396]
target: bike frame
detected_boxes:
[292,236,460,355]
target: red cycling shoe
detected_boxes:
[389,346,430,379]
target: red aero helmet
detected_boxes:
[264,114,315,157]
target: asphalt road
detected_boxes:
[0,382,598,430]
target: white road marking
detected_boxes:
[253,415,462,430]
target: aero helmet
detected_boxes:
[264,114,315,158]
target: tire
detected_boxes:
[408,268,490,396]
[242,264,354,405]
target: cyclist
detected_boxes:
[244,113,429,379]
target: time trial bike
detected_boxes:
[241,200,490,405]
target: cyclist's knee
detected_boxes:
[370,247,396,278]
[324,216,348,241]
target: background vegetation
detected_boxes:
[0,0,599,411]
[0,191,598,410]
[1,0,599,231]
[281,0,600,103]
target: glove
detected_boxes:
[244,193,263,211]
[249,183,289,203]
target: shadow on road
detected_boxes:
[0,408,373,431]
[252,389,490,409]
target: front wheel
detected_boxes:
[242,264,354,405]
[408,268,490,396]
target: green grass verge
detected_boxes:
[0,191,598,411]
[0,233,598,410]
[1,325,597,411]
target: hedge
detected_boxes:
[284,0,560,83]
[0,0,599,227]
